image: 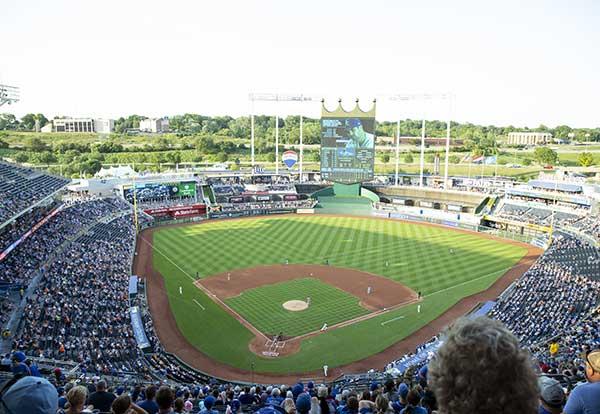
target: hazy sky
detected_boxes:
[2,0,599,127]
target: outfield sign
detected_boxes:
[282,150,298,169]
[144,203,207,219]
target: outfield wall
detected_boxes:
[372,206,538,244]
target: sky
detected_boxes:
[1,0,599,127]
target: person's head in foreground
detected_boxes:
[563,348,600,414]
[537,376,565,414]
[428,316,538,414]
[582,348,600,383]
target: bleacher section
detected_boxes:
[0,161,69,224]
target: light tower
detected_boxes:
[0,84,20,106]
[386,93,453,190]
[249,93,321,179]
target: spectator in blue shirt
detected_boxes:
[564,349,600,414]
[138,385,159,414]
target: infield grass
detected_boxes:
[226,278,368,337]
[152,215,530,374]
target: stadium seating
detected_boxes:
[1,189,599,414]
[0,198,130,286]
[0,161,69,223]
[489,234,600,346]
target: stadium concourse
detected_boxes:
[0,160,598,414]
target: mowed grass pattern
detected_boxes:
[153,215,529,373]
[226,278,368,337]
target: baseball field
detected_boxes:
[140,215,539,380]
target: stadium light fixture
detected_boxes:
[385,93,454,190]
[0,84,20,107]
[249,93,321,179]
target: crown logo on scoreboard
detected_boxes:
[321,98,376,118]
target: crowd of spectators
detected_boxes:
[0,198,130,286]
[134,197,200,210]
[218,200,316,213]
[11,215,139,375]
[2,178,600,414]
[570,215,600,241]
[0,204,54,253]
[0,161,70,223]
[2,316,599,414]
[489,235,599,347]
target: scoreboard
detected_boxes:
[320,105,376,184]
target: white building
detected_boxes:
[95,118,115,134]
[507,132,552,146]
[48,117,114,133]
[139,117,169,133]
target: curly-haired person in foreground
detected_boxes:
[428,316,539,414]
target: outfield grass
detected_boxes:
[226,278,368,337]
[153,215,528,374]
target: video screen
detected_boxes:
[320,117,375,184]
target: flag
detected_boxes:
[472,155,485,164]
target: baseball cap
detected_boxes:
[11,351,26,362]
[204,395,216,408]
[399,383,409,399]
[538,376,565,408]
[584,349,600,371]
[1,376,58,414]
[296,393,311,414]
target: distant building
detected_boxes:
[95,119,114,134]
[139,117,169,133]
[48,117,114,133]
[507,132,552,146]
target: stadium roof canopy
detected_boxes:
[528,180,582,193]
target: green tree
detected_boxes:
[0,139,8,149]
[166,151,182,164]
[266,153,276,163]
[380,153,390,163]
[20,113,48,130]
[522,158,532,166]
[32,151,57,164]
[26,137,50,152]
[0,113,20,130]
[533,147,558,165]
[578,152,595,167]
[14,153,29,163]
[404,153,414,163]
[448,155,460,164]
[217,152,229,163]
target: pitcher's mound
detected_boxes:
[283,300,308,312]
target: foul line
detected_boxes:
[193,299,205,310]
[426,265,516,298]
[140,236,197,283]
[381,315,405,326]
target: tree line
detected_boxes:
[2,112,600,142]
